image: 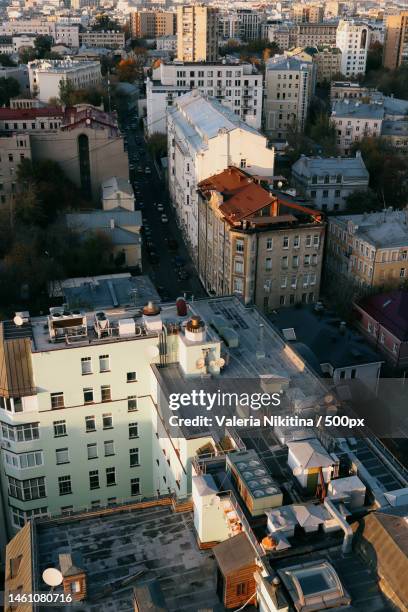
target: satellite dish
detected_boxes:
[13,315,24,326]
[217,357,226,368]
[196,358,205,369]
[42,568,63,587]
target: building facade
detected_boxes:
[146,61,263,135]
[176,5,218,63]
[129,11,176,39]
[383,12,408,70]
[291,4,324,24]
[326,210,408,291]
[331,100,383,155]
[292,152,369,211]
[79,30,125,49]
[336,20,369,77]
[167,91,274,263]
[0,134,31,212]
[197,167,325,310]
[28,58,102,103]
[0,21,79,47]
[264,55,316,140]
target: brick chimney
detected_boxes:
[59,553,87,601]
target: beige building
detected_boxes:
[79,30,125,49]
[264,55,316,140]
[291,3,324,24]
[129,10,176,39]
[314,46,342,82]
[198,166,325,311]
[293,23,338,47]
[28,58,102,103]
[0,134,31,213]
[326,210,408,291]
[331,100,383,155]
[177,4,218,63]
[383,12,408,70]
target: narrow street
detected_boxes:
[122,110,207,302]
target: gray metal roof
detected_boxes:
[292,154,369,180]
[266,54,313,71]
[332,100,384,119]
[66,210,142,246]
[329,210,408,248]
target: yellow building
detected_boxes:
[177,4,218,62]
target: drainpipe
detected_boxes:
[324,497,353,554]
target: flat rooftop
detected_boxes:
[35,505,223,612]
[329,209,408,248]
[269,303,383,370]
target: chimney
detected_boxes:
[110,218,115,229]
[59,554,87,601]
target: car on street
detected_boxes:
[145,166,151,174]
[161,214,168,223]
[178,270,189,281]
[157,204,164,212]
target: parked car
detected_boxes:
[178,270,189,281]
[145,167,151,174]
[161,214,168,223]
[157,204,164,213]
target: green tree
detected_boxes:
[307,113,338,156]
[34,35,53,58]
[0,54,16,67]
[345,189,382,213]
[58,79,76,105]
[366,42,383,73]
[19,47,36,64]
[147,133,167,160]
[92,14,121,31]
[0,77,20,106]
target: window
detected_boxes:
[87,443,98,459]
[400,268,406,278]
[293,236,300,248]
[234,259,244,274]
[104,440,115,456]
[85,416,96,432]
[236,583,247,596]
[313,235,320,247]
[380,332,385,344]
[351,369,357,379]
[81,357,92,375]
[102,413,112,429]
[106,467,116,487]
[101,385,111,402]
[83,387,94,404]
[128,396,138,411]
[8,476,46,501]
[89,470,99,490]
[266,238,273,250]
[283,236,289,249]
[265,258,272,271]
[240,158,246,168]
[129,422,139,438]
[236,239,244,253]
[10,506,48,528]
[281,256,288,269]
[393,342,398,355]
[292,255,299,268]
[53,420,66,437]
[131,477,140,496]
[306,235,312,247]
[99,354,110,372]
[58,475,72,496]
[51,392,64,409]
[233,277,244,294]
[56,448,69,465]
[5,450,43,469]
[127,371,137,383]
[130,448,140,467]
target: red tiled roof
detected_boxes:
[357,291,408,341]
[198,167,273,223]
[0,107,63,119]
[62,106,118,131]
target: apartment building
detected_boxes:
[177,5,218,62]
[354,290,408,373]
[291,3,324,24]
[0,134,31,211]
[197,166,325,310]
[330,80,376,102]
[0,107,64,132]
[0,21,80,47]
[383,12,408,70]
[129,10,176,39]
[314,46,342,82]
[218,9,263,41]
[293,24,338,47]
[167,91,274,263]
[264,55,316,140]
[146,60,263,135]
[28,58,102,103]
[79,30,125,49]
[156,35,177,52]
[292,152,369,211]
[331,100,383,155]
[336,20,369,77]
[326,210,408,290]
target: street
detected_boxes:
[122,111,207,302]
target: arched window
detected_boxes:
[78,134,91,198]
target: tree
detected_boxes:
[92,14,121,32]
[147,133,167,160]
[345,189,382,213]
[0,54,16,67]
[116,58,139,82]
[58,79,76,105]
[19,47,36,64]
[307,112,338,156]
[0,77,20,106]
[366,42,383,73]
[34,35,53,58]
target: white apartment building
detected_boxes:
[28,58,102,103]
[156,35,177,52]
[218,9,263,41]
[167,90,274,263]
[0,21,80,47]
[264,55,316,140]
[79,30,125,49]
[146,61,263,135]
[336,20,369,77]
[331,100,384,154]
